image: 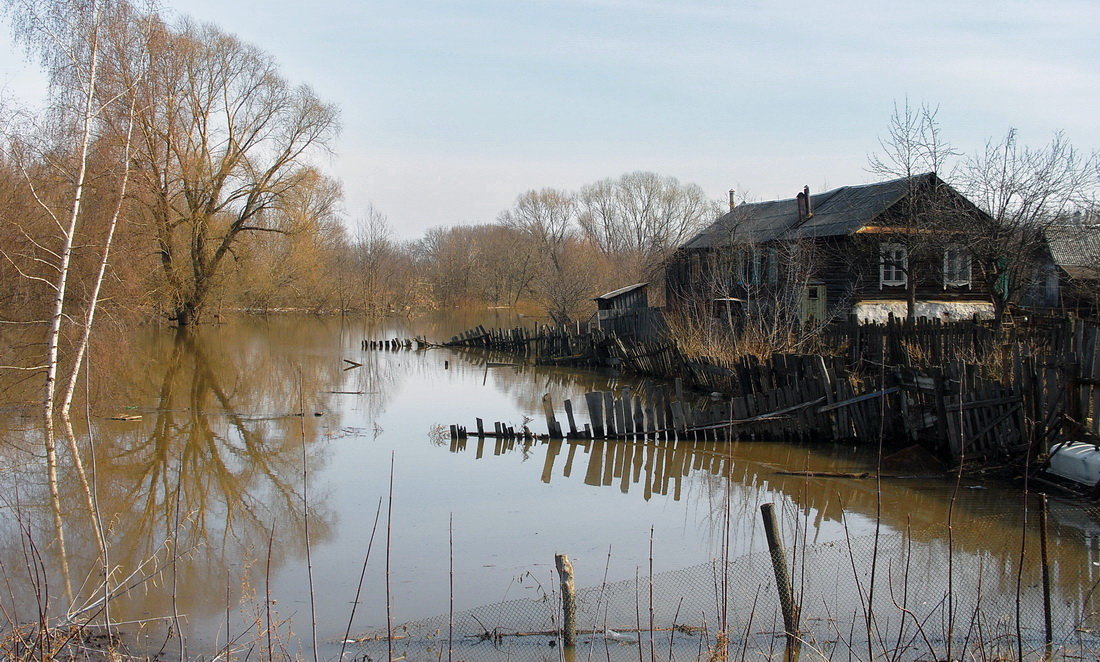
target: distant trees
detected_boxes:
[498,188,598,322]
[578,172,719,282]
[415,223,538,310]
[403,174,717,323]
[488,175,719,321]
[349,205,404,312]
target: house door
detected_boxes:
[800,285,827,322]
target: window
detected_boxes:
[880,243,907,287]
[767,247,778,285]
[943,245,971,288]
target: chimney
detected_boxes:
[796,185,813,223]
[728,189,736,212]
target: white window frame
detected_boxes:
[880,243,907,288]
[942,244,971,288]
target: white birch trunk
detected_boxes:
[40,0,102,596]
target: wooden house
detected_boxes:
[665,173,996,323]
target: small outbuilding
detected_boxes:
[1045,223,1100,317]
[593,283,663,338]
[594,282,649,315]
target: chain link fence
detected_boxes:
[346,515,1100,661]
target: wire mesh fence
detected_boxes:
[346,514,1100,661]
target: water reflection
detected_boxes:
[446,432,1100,613]
[0,322,341,634]
[0,312,1098,656]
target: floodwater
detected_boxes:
[1,311,1099,659]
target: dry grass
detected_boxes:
[664,308,835,363]
[0,622,145,661]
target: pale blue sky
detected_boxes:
[2,0,1097,238]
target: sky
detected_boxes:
[1,0,1097,239]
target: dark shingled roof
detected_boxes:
[1047,224,1100,280]
[683,174,934,249]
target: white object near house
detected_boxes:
[1047,441,1100,488]
[852,300,995,324]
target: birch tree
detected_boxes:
[1,0,131,598]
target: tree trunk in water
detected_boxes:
[173,304,194,327]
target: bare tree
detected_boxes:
[1,0,139,587]
[578,171,719,281]
[499,188,576,257]
[499,188,594,322]
[959,129,1096,322]
[232,167,345,313]
[352,204,399,312]
[867,100,960,320]
[127,17,340,326]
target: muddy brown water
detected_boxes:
[1,311,1098,658]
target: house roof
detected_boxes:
[1046,224,1100,280]
[682,173,950,249]
[593,282,648,301]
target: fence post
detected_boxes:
[555,553,577,647]
[761,503,800,661]
[1040,495,1053,660]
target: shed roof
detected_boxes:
[1047,224,1100,280]
[683,173,948,249]
[593,282,648,301]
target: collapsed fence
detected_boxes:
[437,315,1100,474]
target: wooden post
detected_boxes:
[586,392,604,438]
[543,393,562,439]
[564,399,578,437]
[761,503,800,661]
[555,553,577,647]
[1040,495,1053,661]
[603,391,617,437]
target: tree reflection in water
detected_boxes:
[1,312,1098,657]
[0,323,338,646]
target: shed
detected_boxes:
[593,282,649,315]
[1045,223,1100,316]
[592,283,664,339]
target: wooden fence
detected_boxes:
[437,314,1100,471]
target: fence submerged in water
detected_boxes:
[432,314,1100,478]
